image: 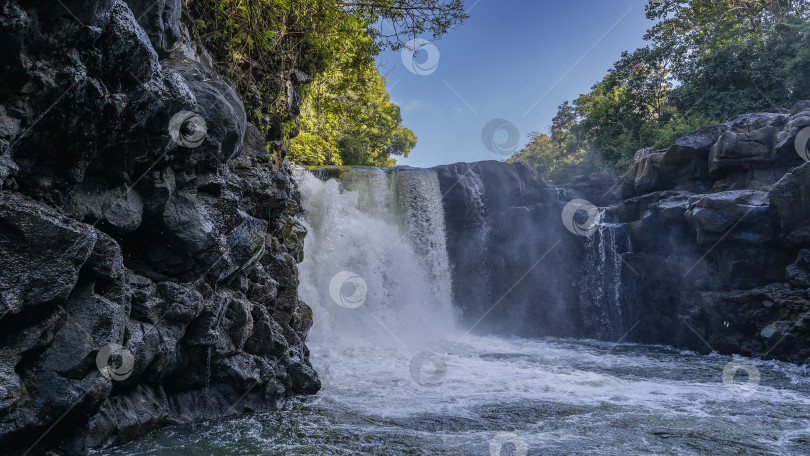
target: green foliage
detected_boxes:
[339,0,468,50]
[190,0,464,166]
[512,0,810,182]
[507,132,602,184]
[289,17,416,166]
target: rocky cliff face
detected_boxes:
[0,1,319,454]
[434,162,583,337]
[606,104,810,364]
[436,104,810,365]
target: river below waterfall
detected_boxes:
[104,168,810,455]
[104,336,810,455]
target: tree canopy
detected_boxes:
[510,0,810,183]
[191,0,466,166]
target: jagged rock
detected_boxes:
[0,193,98,315]
[97,1,160,81]
[769,162,810,245]
[787,250,810,288]
[124,0,182,57]
[0,0,319,453]
[659,124,725,191]
[67,183,144,235]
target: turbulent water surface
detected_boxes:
[107,169,810,456]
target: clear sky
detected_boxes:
[378,0,654,167]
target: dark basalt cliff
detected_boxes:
[436,105,810,366]
[0,0,319,454]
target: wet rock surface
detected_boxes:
[434,161,583,337]
[439,105,810,365]
[0,0,318,454]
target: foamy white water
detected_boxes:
[107,168,810,456]
[296,167,457,349]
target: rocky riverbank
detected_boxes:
[0,0,319,453]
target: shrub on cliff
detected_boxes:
[190,0,464,167]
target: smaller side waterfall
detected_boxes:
[578,209,634,340]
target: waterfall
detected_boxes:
[391,169,454,306]
[578,209,633,340]
[295,167,457,348]
[297,162,634,343]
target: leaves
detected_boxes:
[512,0,810,183]
[192,0,462,166]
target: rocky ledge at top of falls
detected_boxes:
[0,1,319,454]
[435,103,810,366]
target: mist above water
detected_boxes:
[106,166,810,456]
[292,166,810,455]
[295,167,457,348]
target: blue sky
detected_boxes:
[378,0,653,167]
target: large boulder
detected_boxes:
[0,193,97,315]
[685,190,777,246]
[620,148,668,198]
[659,124,726,191]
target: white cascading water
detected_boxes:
[579,209,633,340]
[295,167,457,347]
[106,167,810,455]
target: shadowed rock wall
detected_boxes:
[434,161,583,337]
[437,105,810,365]
[0,1,319,453]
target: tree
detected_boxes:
[512,0,810,182]
[191,0,465,166]
[645,0,810,119]
[338,0,468,49]
[290,46,417,166]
